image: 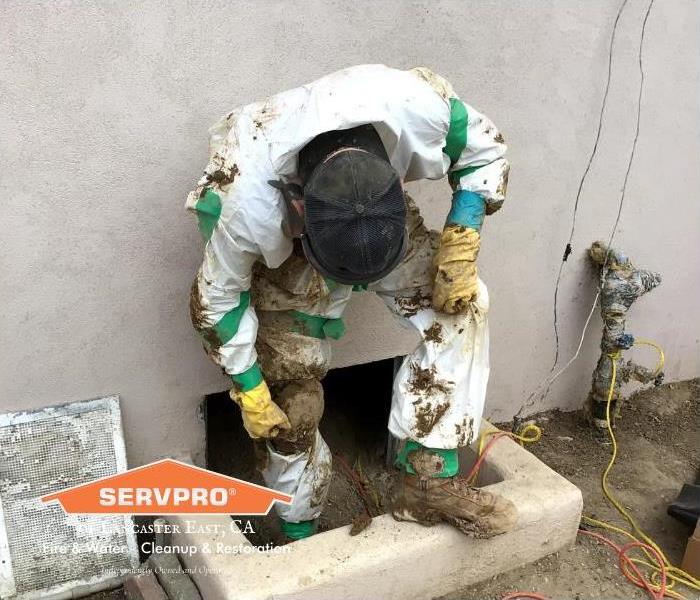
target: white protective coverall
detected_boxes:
[187,65,509,524]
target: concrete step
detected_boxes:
[169,420,582,600]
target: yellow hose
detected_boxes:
[582,342,699,599]
[472,337,695,597]
[634,338,665,376]
[469,423,541,485]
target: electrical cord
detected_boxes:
[602,0,655,257]
[333,452,375,518]
[551,0,630,367]
[577,528,669,600]
[467,424,541,484]
[515,0,655,422]
[515,297,600,424]
[484,340,699,599]
[580,342,700,599]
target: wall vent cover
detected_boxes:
[0,396,138,599]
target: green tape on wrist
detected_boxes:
[230,362,263,392]
[280,519,316,540]
[395,440,459,478]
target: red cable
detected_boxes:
[332,452,372,516]
[471,435,669,600]
[465,431,511,481]
[498,531,668,600]
[475,435,551,600]
[577,529,667,599]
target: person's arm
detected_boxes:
[433,97,509,314]
[187,185,290,438]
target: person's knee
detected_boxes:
[270,379,324,454]
[255,318,332,382]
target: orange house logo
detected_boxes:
[41,459,292,515]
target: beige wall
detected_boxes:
[2,0,698,466]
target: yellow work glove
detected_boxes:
[432,224,481,314]
[230,380,291,439]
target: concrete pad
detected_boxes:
[171,420,582,600]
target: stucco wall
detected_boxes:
[2,0,698,467]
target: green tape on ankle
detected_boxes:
[280,519,316,540]
[395,440,459,478]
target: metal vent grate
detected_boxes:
[0,396,138,599]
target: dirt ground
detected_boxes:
[452,378,699,600]
[86,376,698,600]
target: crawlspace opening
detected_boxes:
[205,357,400,545]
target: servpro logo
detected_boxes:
[41,459,292,515]
[98,487,229,507]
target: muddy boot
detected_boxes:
[391,443,517,538]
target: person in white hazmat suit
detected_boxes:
[187,65,516,541]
